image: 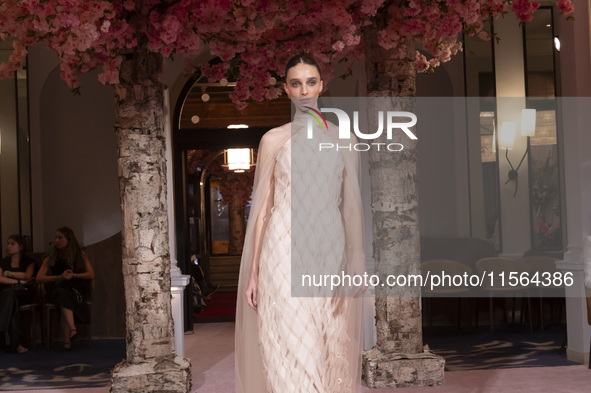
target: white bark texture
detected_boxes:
[361,16,444,389]
[363,22,422,355]
[362,347,445,388]
[228,197,246,255]
[109,50,191,392]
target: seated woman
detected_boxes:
[36,227,94,351]
[0,234,36,353]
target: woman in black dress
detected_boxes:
[36,227,94,351]
[0,234,36,353]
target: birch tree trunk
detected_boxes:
[361,16,444,388]
[109,48,191,393]
[228,197,246,255]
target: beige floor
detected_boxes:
[5,322,590,392]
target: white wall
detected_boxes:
[33,55,120,248]
[27,44,121,249]
[28,44,58,251]
[39,67,120,247]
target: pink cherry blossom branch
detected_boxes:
[0,0,575,109]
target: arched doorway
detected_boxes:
[172,69,291,328]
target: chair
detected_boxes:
[523,256,564,331]
[42,280,94,349]
[421,260,472,335]
[475,257,533,333]
[420,236,497,272]
[19,302,40,350]
[17,254,46,350]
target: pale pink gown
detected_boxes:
[257,129,355,392]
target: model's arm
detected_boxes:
[245,132,276,311]
[249,132,277,281]
[248,184,275,281]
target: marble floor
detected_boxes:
[4,322,590,392]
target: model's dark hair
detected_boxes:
[47,226,86,272]
[284,54,322,81]
[7,234,26,259]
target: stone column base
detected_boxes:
[362,346,445,388]
[110,355,191,393]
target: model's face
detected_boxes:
[6,239,22,256]
[283,63,323,112]
[55,232,68,249]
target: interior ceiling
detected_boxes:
[179,83,292,130]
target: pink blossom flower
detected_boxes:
[0,0,576,102]
[332,41,345,52]
[201,62,230,82]
[478,31,491,41]
[451,42,463,55]
[360,0,385,17]
[123,1,135,11]
[98,56,122,85]
[160,15,181,44]
[416,53,429,72]
[511,0,540,22]
[557,0,574,15]
[101,21,111,33]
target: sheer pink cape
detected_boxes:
[235,111,367,393]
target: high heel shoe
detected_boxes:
[69,329,78,342]
[63,342,72,352]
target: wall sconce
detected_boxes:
[499,109,536,197]
[521,109,536,137]
[499,122,516,150]
[223,148,254,173]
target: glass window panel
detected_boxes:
[524,7,563,251]
[524,8,556,98]
[464,25,502,251]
